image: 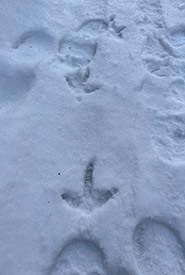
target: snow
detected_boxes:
[0,0,185,274]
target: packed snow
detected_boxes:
[1,0,185,274]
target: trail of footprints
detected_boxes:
[3,7,185,275]
[53,161,185,274]
[0,17,124,104]
[137,0,185,163]
[49,238,133,275]
[48,217,185,274]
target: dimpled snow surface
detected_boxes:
[0,0,185,274]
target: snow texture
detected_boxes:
[0,0,185,274]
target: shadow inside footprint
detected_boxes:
[65,67,90,90]
[133,218,185,275]
[168,24,185,47]
[12,29,54,61]
[117,268,135,275]
[65,65,101,96]
[0,57,36,102]
[49,239,107,275]
[84,82,101,94]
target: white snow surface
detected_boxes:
[1,0,185,274]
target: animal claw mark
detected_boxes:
[61,159,118,212]
[84,83,100,94]
[95,187,118,203]
[109,20,126,38]
[84,159,94,196]
[61,192,82,208]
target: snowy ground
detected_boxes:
[1,0,185,274]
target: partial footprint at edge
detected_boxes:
[49,239,107,275]
[139,76,185,112]
[152,114,185,163]
[137,0,185,78]
[133,218,185,275]
[12,29,54,61]
[137,0,165,31]
[166,78,185,111]
[168,24,185,48]
[0,57,36,102]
